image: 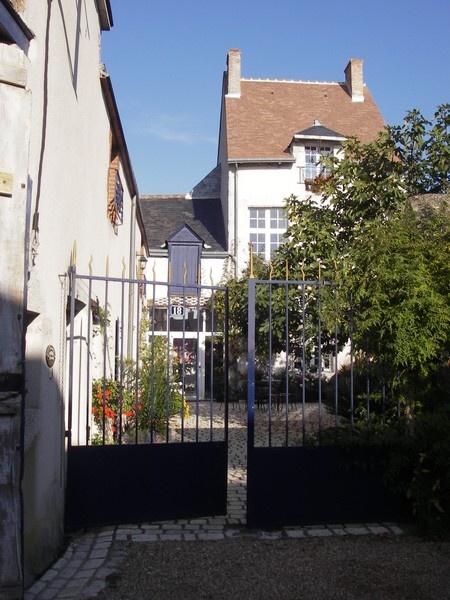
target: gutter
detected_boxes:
[228,157,295,165]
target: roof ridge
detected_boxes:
[241,77,343,85]
[140,194,186,200]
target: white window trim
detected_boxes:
[249,207,287,262]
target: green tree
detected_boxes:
[389,104,450,194]
[279,105,450,412]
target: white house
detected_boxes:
[218,49,385,273]
[0,1,147,594]
[142,50,386,282]
[139,50,386,393]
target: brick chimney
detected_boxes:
[344,58,364,102]
[226,49,241,98]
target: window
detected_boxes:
[304,146,332,181]
[249,208,287,261]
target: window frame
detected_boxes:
[249,207,287,261]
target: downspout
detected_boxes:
[127,195,137,358]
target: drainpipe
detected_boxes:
[127,195,137,358]
[233,163,239,277]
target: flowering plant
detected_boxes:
[91,378,137,442]
[91,337,189,443]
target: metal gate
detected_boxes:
[246,278,407,528]
[65,266,228,530]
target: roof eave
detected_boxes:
[293,134,346,142]
[228,157,295,165]
[0,0,34,53]
[96,0,113,31]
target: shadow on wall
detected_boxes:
[0,293,66,597]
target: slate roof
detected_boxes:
[295,123,346,140]
[224,79,385,161]
[140,195,227,253]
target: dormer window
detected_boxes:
[305,146,332,180]
[292,121,346,188]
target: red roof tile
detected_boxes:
[225,79,385,160]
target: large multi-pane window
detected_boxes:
[249,208,287,261]
[304,146,332,180]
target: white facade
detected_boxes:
[226,154,342,273]
[0,1,146,592]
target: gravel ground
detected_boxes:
[97,531,450,600]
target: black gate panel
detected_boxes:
[246,278,410,528]
[66,269,229,531]
[66,441,227,530]
[247,446,408,528]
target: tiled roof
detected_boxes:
[225,79,385,160]
[140,195,227,253]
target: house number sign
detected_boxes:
[45,345,56,368]
[170,305,185,318]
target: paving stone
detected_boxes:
[90,548,109,559]
[40,569,59,582]
[329,528,347,536]
[387,524,403,535]
[306,528,334,537]
[83,558,106,570]
[132,533,159,542]
[75,569,96,580]
[93,540,113,550]
[285,529,306,538]
[368,525,390,535]
[81,579,107,598]
[197,533,225,540]
[260,531,283,540]
[56,584,84,598]
[159,534,183,541]
[345,526,370,535]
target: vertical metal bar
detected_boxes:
[317,281,322,444]
[349,292,354,431]
[134,278,141,444]
[366,334,370,429]
[67,265,77,449]
[208,309,214,413]
[165,293,171,443]
[268,282,273,446]
[224,286,229,450]
[114,318,120,381]
[208,287,214,442]
[334,285,339,430]
[247,279,256,453]
[118,278,126,445]
[102,277,109,444]
[85,276,93,445]
[149,282,158,443]
[284,281,289,447]
[180,293,187,438]
[301,283,306,445]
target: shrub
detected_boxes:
[92,337,187,443]
[385,404,450,535]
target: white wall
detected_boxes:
[230,163,306,271]
[0,0,142,585]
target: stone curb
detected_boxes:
[25,521,404,599]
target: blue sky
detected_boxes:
[102,0,450,195]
